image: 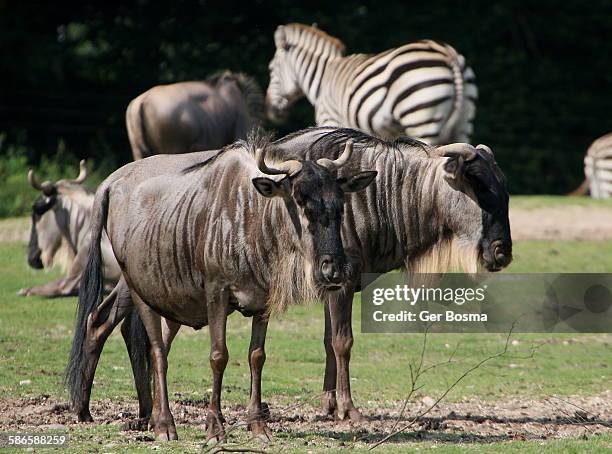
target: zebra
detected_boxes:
[571,133,612,198]
[266,23,477,145]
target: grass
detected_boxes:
[510,195,612,210]
[0,237,611,452]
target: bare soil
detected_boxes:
[0,392,610,445]
[4,207,612,243]
[510,206,612,240]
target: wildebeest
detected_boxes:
[67,132,377,441]
[19,161,121,297]
[69,127,512,432]
[126,71,264,159]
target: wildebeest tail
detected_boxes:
[126,96,151,160]
[65,185,110,410]
[121,309,152,399]
[438,44,465,144]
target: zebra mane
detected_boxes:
[283,23,346,54]
[206,70,265,123]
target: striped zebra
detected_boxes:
[266,23,477,144]
[572,133,612,198]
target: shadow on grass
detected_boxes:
[269,411,612,445]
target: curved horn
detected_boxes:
[65,160,88,184]
[316,140,354,171]
[436,143,477,160]
[476,144,494,157]
[256,147,302,177]
[27,169,55,195]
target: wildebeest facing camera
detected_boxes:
[3,2,612,451]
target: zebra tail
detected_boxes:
[438,45,465,144]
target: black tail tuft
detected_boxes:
[122,309,152,400]
[65,186,109,410]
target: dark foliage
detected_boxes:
[1,0,611,193]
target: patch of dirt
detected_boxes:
[0,392,610,445]
[510,206,612,240]
[3,206,612,243]
[0,217,29,243]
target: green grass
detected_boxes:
[510,195,612,210]
[0,238,611,452]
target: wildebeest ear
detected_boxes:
[252,177,286,198]
[338,171,377,193]
[274,26,286,49]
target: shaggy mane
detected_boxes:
[265,252,320,317]
[206,71,264,123]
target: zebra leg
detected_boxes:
[322,302,338,416]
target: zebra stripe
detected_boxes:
[585,133,612,198]
[266,23,478,145]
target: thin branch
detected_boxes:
[369,320,533,450]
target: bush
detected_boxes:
[0,135,107,218]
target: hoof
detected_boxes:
[150,416,178,441]
[337,406,365,423]
[17,288,31,297]
[322,392,337,416]
[248,419,272,441]
[77,409,93,423]
[206,412,226,443]
[154,424,178,441]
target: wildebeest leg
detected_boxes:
[162,318,181,351]
[76,277,132,422]
[131,292,177,441]
[246,314,271,440]
[322,303,338,416]
[18,276,79,297]
[328,288,364,422]
[19,247,86,297]
[206,286,229,443]
[147,319,181,428]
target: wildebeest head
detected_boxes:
[435,143,512,272]
[252,141,377,289]
[26,161,88,270]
